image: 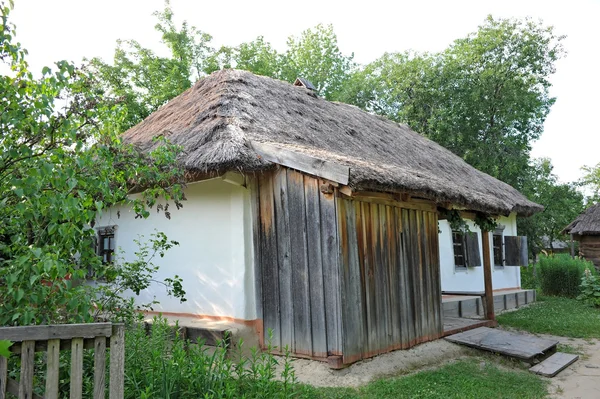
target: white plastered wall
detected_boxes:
[439,213,521,292]
[94,175,256,320]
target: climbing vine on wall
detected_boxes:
[443,209,470,232]
[474,213,498,232]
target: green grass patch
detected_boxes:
[305,358,548,399]
[497,296,600,338]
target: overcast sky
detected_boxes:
[10,0,600,184]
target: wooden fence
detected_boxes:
[0,323,124,399]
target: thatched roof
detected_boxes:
[123,69,542,217]
[563,203,600,235]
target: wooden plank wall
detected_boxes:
[338,197,443,364]
[257,169,341,358]
[579,235,600,270]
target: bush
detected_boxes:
[577,268,600,307]
[538,254,595,298]
[520,264,539,290]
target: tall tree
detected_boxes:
[517,158,584,257]
[88,0,216,132]
[341,16,564,189]
[233,36,281,79]
[280,24,355,100]
[581,162,600,203]
[0,0,185,325]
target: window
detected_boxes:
[493,225,505,268]
[493,234,503,267]
[97,227,116,264]
[452,231,467,268]
[452,231,481,268]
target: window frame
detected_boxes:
[452,231,467,270]
[97,226,116,265]
[492,225,506,269]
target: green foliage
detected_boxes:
[577,268,600,307]
[520,263,539,290]
[474,213,498,232]
[538,254,594,298]
[341,16,564,190]
[0,1,185,326]
[0,340,12,358]
[518,158,584,258]
[279,24,355,100]
[498,295,600,338]
[307,358,548,399]
[581,162,600,203]
[443,210,469,232]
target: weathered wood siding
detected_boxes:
[579,235,600,270]
[338,197,443,364]
[257,169,341,358]
[256,167,443,363]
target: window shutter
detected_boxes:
[504,236,528,266]
[465,232,482,267]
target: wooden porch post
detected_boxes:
[481,230,495,321]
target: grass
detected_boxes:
[497,296,600,338]
[305,358,548,399]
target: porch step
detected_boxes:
[445,327,558,362]
[529,352,579,377]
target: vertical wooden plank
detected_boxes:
[320,186,341,356]
[287,170,312,356]
[394,207,409,349]
[109,324,125,399]
[259,173,281,349]
[376,203,390,353]
[93,337,106,399]
[386,205,400,348]
[272,170,290,350]
[428,212,443,338]
[304,177,327,357]
[339,197,365,364]
[363,202,378,356]
[482,230,495,321]
[0,352,7,399]
[45,339,60,399]
[249,177,263,324]
[70,338,84,399]
[18,341,34,399]
[401,208,416,347]
[420,210,434,340]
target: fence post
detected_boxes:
[45,339,60,399]
[109,324,125,399]
[0,354,7,399]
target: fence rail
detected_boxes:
[0,322,124,399]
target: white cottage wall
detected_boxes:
[94,176,256,321]
[439,213,521,292]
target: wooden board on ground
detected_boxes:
[445,327,558,361]
[529,352,579,377]
[443,317,489,337]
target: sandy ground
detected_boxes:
[539,335,600,399]
[286,329,600,397]
[285,340,474,387]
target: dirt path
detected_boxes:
[539,335,600,399]
[286,340,473,387]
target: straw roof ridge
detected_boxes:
[123,69,542,217]
[564,203,600,235]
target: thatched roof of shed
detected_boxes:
[123,69,542,217]
[563,203,600,235]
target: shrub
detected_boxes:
[520,263,539,290]
[538,254,595,298]
[577,268,600,307]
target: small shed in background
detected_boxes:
[563,203,600,269]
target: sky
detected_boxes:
[9,0,600,184]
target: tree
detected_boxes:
[517,158,584,258]
[581,162,600,203]
[341,16,564,190]
[233,36,281,79]
[87,0,217,132]
[280,24,355,100]
[0,0,185,325]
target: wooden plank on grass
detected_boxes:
[529,352,579,377]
